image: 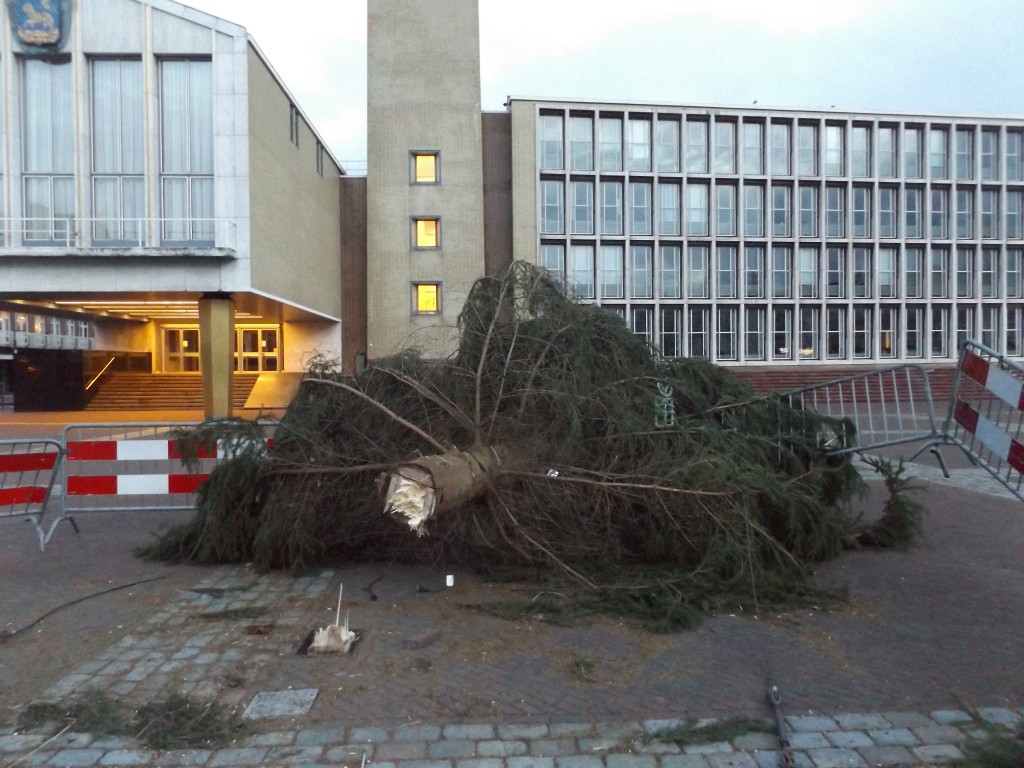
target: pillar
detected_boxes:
[198,292,234,419]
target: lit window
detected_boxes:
[412,152,439,184]
[413,283,441,315]
[413,217,440,249]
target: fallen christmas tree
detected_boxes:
[144,261,874,623]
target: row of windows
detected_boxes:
[602,304,1024,362]
[0,311,95,340]
[539,179,1024,241]
[539,243,1024,302]
[539,112,1024,182]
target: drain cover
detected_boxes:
[242,688,318,719]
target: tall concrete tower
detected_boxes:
[366,0,486,361]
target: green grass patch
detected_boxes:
[648,717,773,746]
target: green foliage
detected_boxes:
[144,261,868,623]
[855,456,926,549]
[648,717,773,746]
[961,727,1024,768]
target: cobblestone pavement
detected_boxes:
[0,458,1021,767]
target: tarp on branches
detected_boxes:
[146,262,862,609]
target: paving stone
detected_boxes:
[682,742,733,755]
[98,751,156,766]
[912,744,965,763]
[976,707,1021,726]
[401,760,455,768]
[634,740,680,755]
[555,756,606,768]
[350,727,390,743]
[208,746,270,766]
[549,723,594,738]
[930,709,974,726]
[643,719,685,734]
[787,732,830,750]
[243,731,296,747]
[48,749,105,767]
[507,757,557,768]
[444,724,496,740]
[456,759,505,768]
[867,728,919,746]
[243,688,319,719]
[805,748,867,767]
[394,725,443,742]
[0,733,45,751]
[605,756,656,768]
[295,727,347,746]
[880,712,934,728]
[912,724,967,744]
[374,740,429,760]
[500,724,551,740]
[732,733,781,751]
[593,723,643,738]
[579,738,623,752]
[831,714,890,731]
[478,739,528,757]
[787,716,838,733]
[824,731,873,749]
[661,756,712,768]
[706,754,759,768]
[855,744,915,766]
[532,739,582,757]
[264,745,327,764]
[429,740,477,758]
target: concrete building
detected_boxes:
[0,0,343,413]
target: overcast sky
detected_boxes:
[184,0,1024,175]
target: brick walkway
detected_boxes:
[0,458,1021,767]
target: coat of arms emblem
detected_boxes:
[9,0,68,49]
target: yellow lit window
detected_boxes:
[414,218,439,248]
[414,283,440,314]
[414,153,438,183]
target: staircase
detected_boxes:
[728,364,958,402]
[85,372,260,411]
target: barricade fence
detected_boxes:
[0,438,73,550]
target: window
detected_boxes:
[1008,306,1024,356]
[879,247,898,298]
[413,283,441,315]
[714,120,736,174]
[688,245,710,298]
[798,185,817,237]
[955,128,973,180]
[289,103,300,146]
[715,183,736,236]
[981,247,999,298]
[771,184,791,237]
[627,117,651,172]
[1011,249,1024,299]
[797,123,816,176]
[630,245,653,299]
[852,186,870,238]
[316,142,325,177]
[91,58,144,244]
[1009,191,1023,239]
[798,247,818,298]
[660,245,681,298]
[656,118,680,173]
[955,247,974,298]
[955,306,974,350]
[412,217,440,248]
[569,245,595,298]
[1008,131,1023,181]
[570,115,594,171]
[981,129,998,180]
[600,181,622,235]
[743,121,763,174]
[717,307,738,361]
[745,308,765,360]
[744,246,764,298]
[658,183,680,236]
[851,124,870,177]
[904,126,923,178]
[799,307,819,359]
[930,248,949,298]
[570,181,594,234]
[905,187,923,238]
[879,307,899,359]
[772,307,793,360]
[772,121,791,176]
[631,308,652,346]
[826,247,845,298]
[744,184,764,236]
[411,151,439,184]
[539,244,565,281]
[826,307,846,359]
[905,248,923,299]
[24,57,74,243]
[981,305,1000,350]
[686,182,709,236]
[981,189,998,239]
[772,246,791,298]
[685,119,708,173]
[853,308,872,358]
[600,245,624,299]
[539,113,563,170]
[539,180,563,234]
[879,187,897,238]
[929,127,948,178]
[906,306,924,358]
[825,186,844,238]
[160,59,213,244]
[689,307,709,358]
[717,246,737,298]
[955,188,973,239]
[931,188,948,239]
[660,309,682,358]
[824,124,844,176]
[878,125,896,177]
[853,247,871,298]
[629,182,652,235]
[599,116,623,171]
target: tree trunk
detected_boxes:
[383,445,505,535]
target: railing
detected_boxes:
[85,356,117,392]
[0,438,72,551]
[1,331,92,352]
[0,217,235,250]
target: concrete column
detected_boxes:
[198,293,234,419]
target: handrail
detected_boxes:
[85,356,117,391]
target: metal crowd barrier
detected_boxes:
[0,438,75,551]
